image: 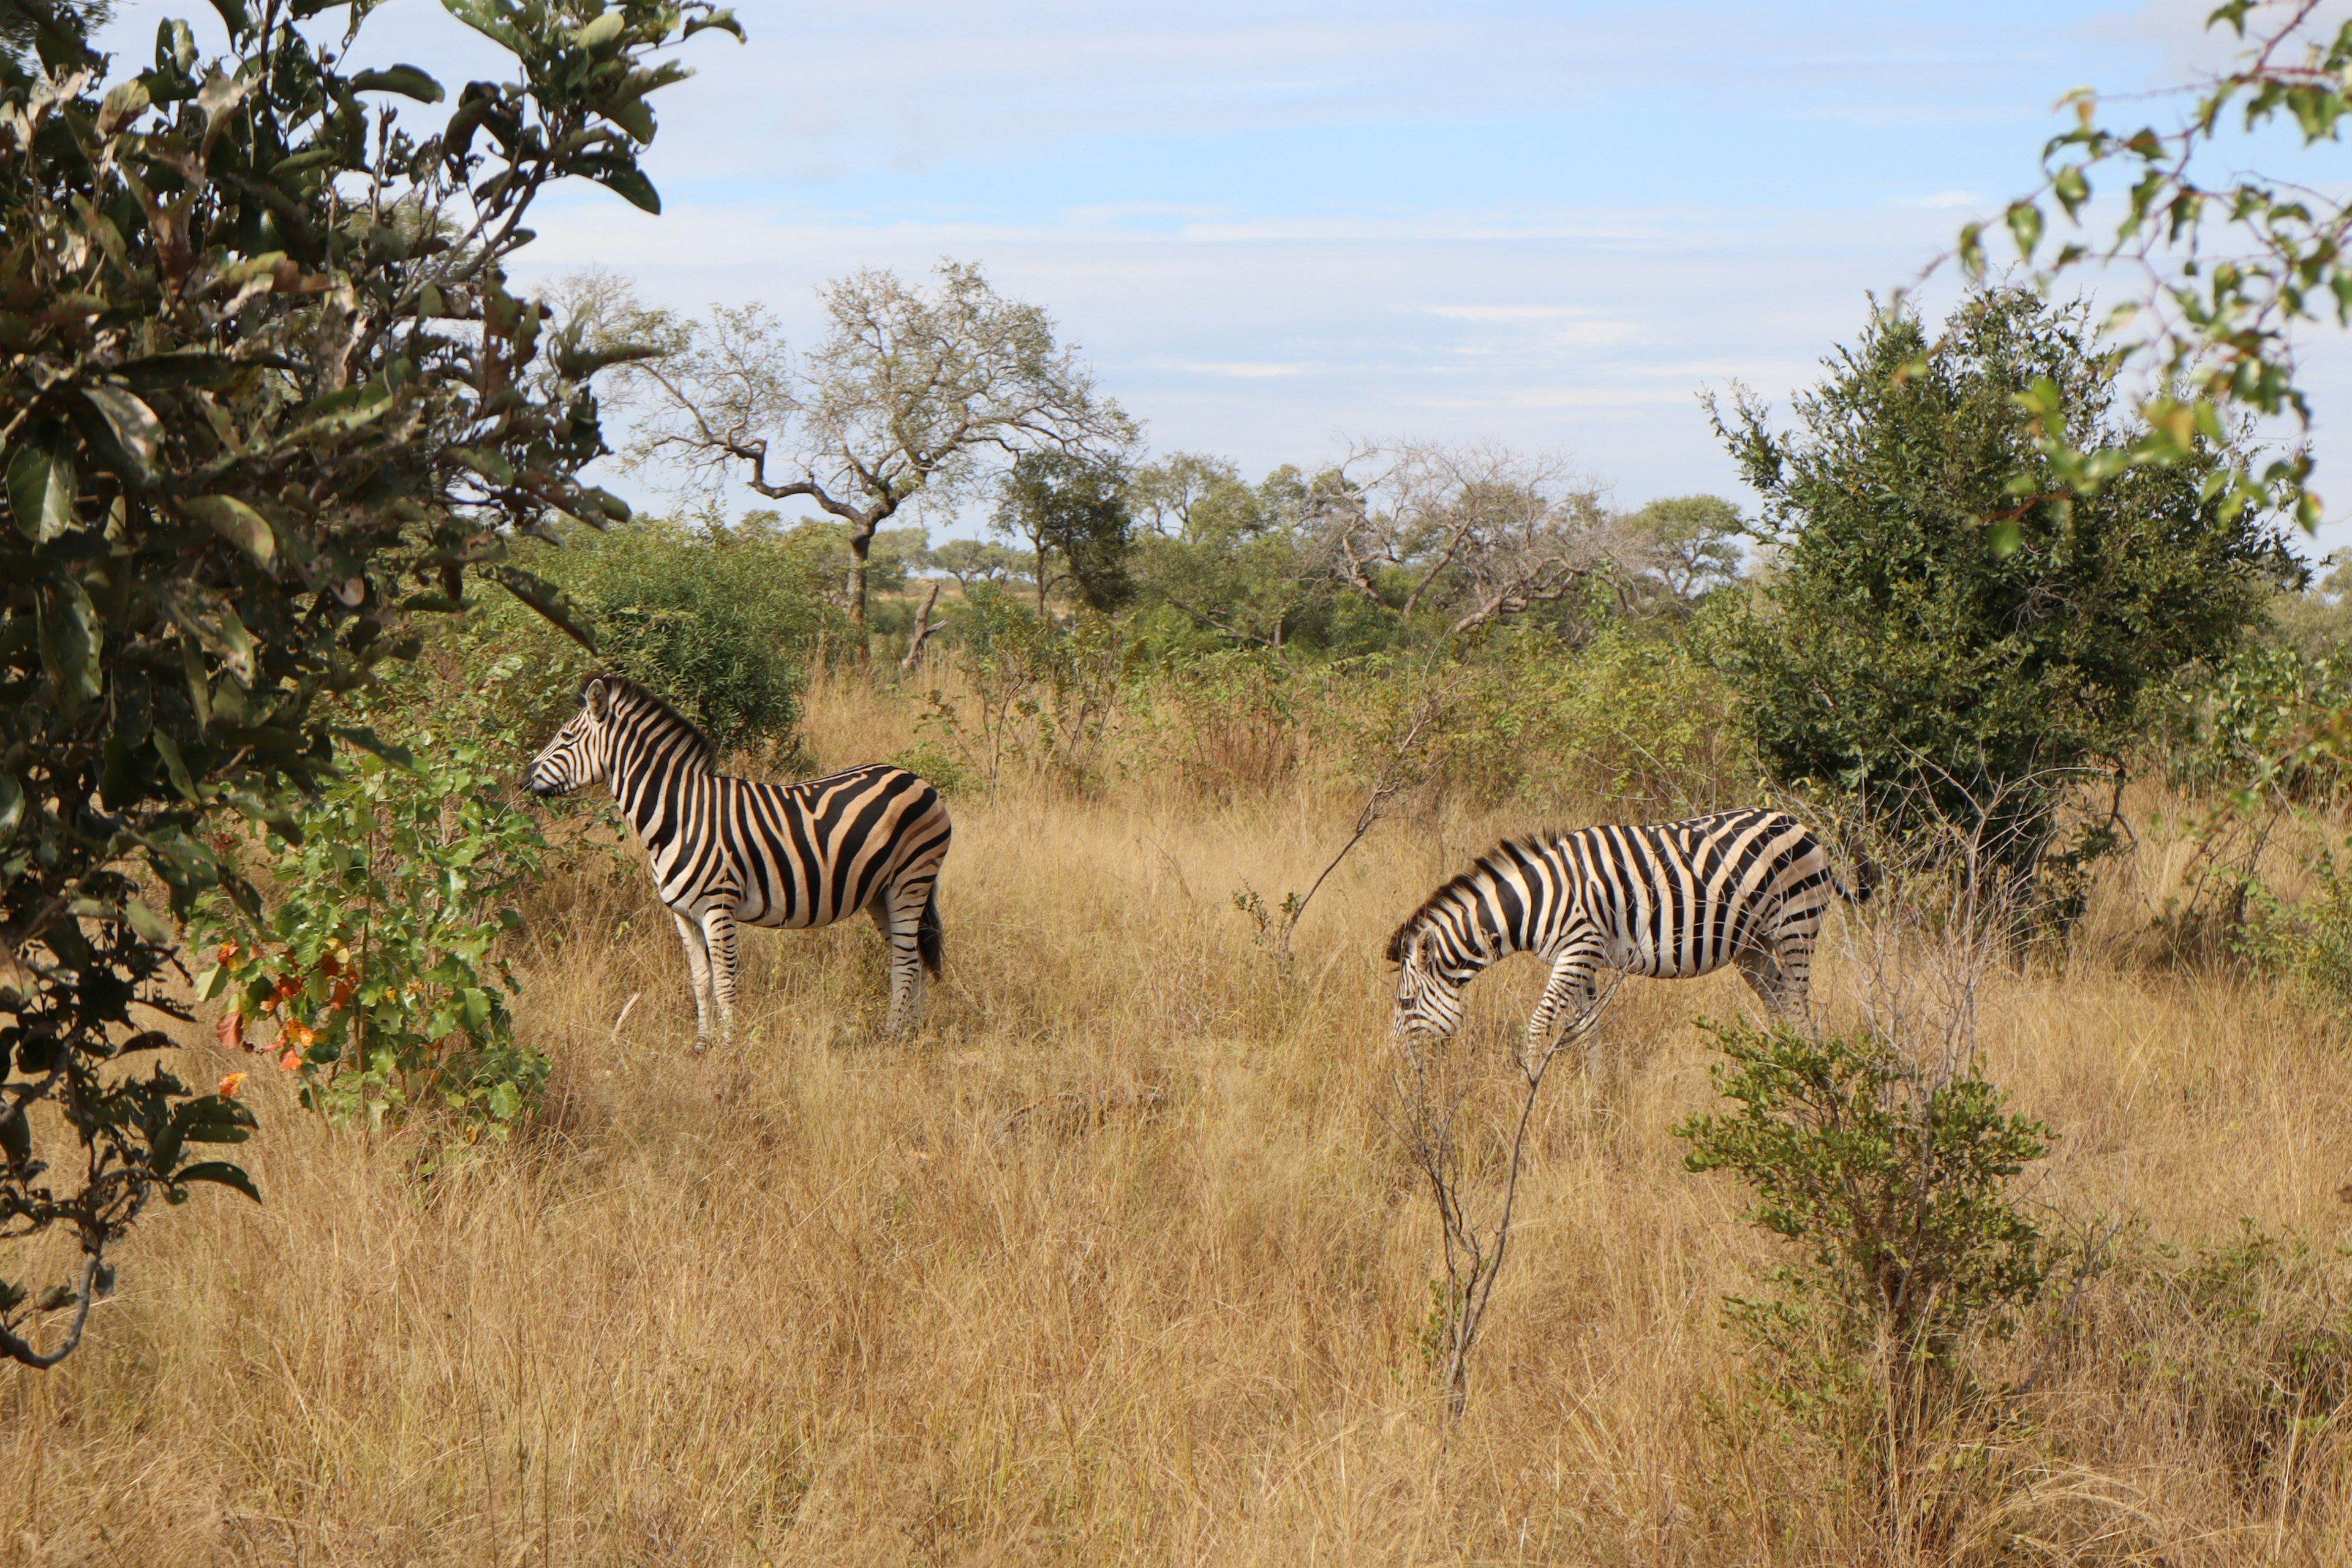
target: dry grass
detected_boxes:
[8,677,2352,1566]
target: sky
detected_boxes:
[94,0,2352,551]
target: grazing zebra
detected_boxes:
[524,676,952,1047]
[1387,809,1852,1063]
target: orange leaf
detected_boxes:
[278,1049,301,1071]
[216,1011,245,1052]
[216,1072,247,1098]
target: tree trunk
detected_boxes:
[848,537,871,665]
[900,580,941,673]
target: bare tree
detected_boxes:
[603,260,1137,659]
[1311,440,1632,635]
[1396,970,1628,1417]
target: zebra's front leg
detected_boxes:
[671,910,716,1052]
[1525,952,1601,1072]
[700,907,741,1050]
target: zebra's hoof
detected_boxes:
[691,1036,711,1057]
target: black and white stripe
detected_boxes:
[526,676,953,1046]
[1386,809,1849,1061]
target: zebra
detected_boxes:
[523,675,952,1048]
[1386,809,1853,1063]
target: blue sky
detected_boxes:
[98,0,2352,551]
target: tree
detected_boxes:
[612,262,1138,658]
[1311,440,1630,637]
[1128,456,1340,651]
[1715,288,2298,883]
[992,450,1135,614]
[1626,494,1745,608]
[1972,1,2352,529]
[0,0,728,1366]
[927,537,1023,593]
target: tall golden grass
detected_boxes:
[7,673,2352,1565]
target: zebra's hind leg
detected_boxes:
[869,880,930,1038]
[699,907,741,1050]
[671,910,715,1052]
[1734,945,1804,1028]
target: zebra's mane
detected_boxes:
[594,674,719,772]
[1384,831,1565,964]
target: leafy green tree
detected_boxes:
[927,537,1023,592]
[992,450,1135,614]
[1128,458,1349,652]
[1624,494,1745,609]
[0,0,728,1366]
[1716,288,2297,881]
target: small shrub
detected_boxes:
[919,587,1134,792]
[190,731,548,1139]
[1676,1022,2051,1543]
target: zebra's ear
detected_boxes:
[582,676,610,720]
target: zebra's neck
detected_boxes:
[1429,873,1542,973]
[600,711,714,833]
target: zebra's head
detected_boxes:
[523,676,617,797]
[1386,918,1468,1041]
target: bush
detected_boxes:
[469,516,841,756]
[1677,1023,2051,1539]
[0,0,723,1366]
[1717,288,2297,894]
[918,587,1135,792]
[189,728,548,1139]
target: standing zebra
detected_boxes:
[1387,809,1852,1063]
[524,676,952,1047]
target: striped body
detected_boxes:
[526,676,952,1045]
[1387,809,1846,1061]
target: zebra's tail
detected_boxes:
[917,883,943,978]
[1833,840,1879,905]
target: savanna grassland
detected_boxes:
[6,668,2351,1568]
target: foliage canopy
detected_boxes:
[1717,288,2297,878]
[0,0,728,1365]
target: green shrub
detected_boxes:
[189,729,548,1139]
[466,516,841,755]
[1717,288,2297,892]
[1676,1023,2051,1531]
[918,587,1136,792]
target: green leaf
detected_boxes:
[151,728,197,801]
[485,1080,521,1122]
[7,443,77,541]
[586,163,662,215]
[0,773,20,846]
[36,579,103,716]
[2005,200,2044,261]
[331,726,415,767]
[489,565,598,652]
[181,495,277,568]
[440,0,524,50]
[347,65,444,103]
[173,1161,260,1202]
[81,385,164,485]
[124,899,175,945]
[571,10,624,48]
